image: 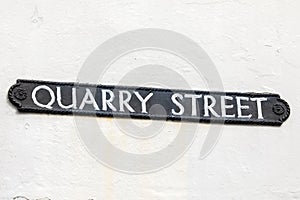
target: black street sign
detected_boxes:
[8,79,290,126]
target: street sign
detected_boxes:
[8,79,290,126]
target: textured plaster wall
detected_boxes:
[0,0,300,199]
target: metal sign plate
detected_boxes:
[8,79,290,126]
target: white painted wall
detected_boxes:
[1,0,300,199]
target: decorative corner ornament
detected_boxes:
[8,79,290,126]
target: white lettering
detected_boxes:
[32,85,55,109]
[134,92,153,114]
[184,94,202,116]
[102,89,117,111]
[236,96,251,118]
[171,93,184,115]
[119,90,135,112]
[204,95,220,117]
[250,97,267,119]
[221,96,235,118]
[57,87,77,109]
[79,88,100,110]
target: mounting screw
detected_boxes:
[273,104,285,115]
[14,88,27,100]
